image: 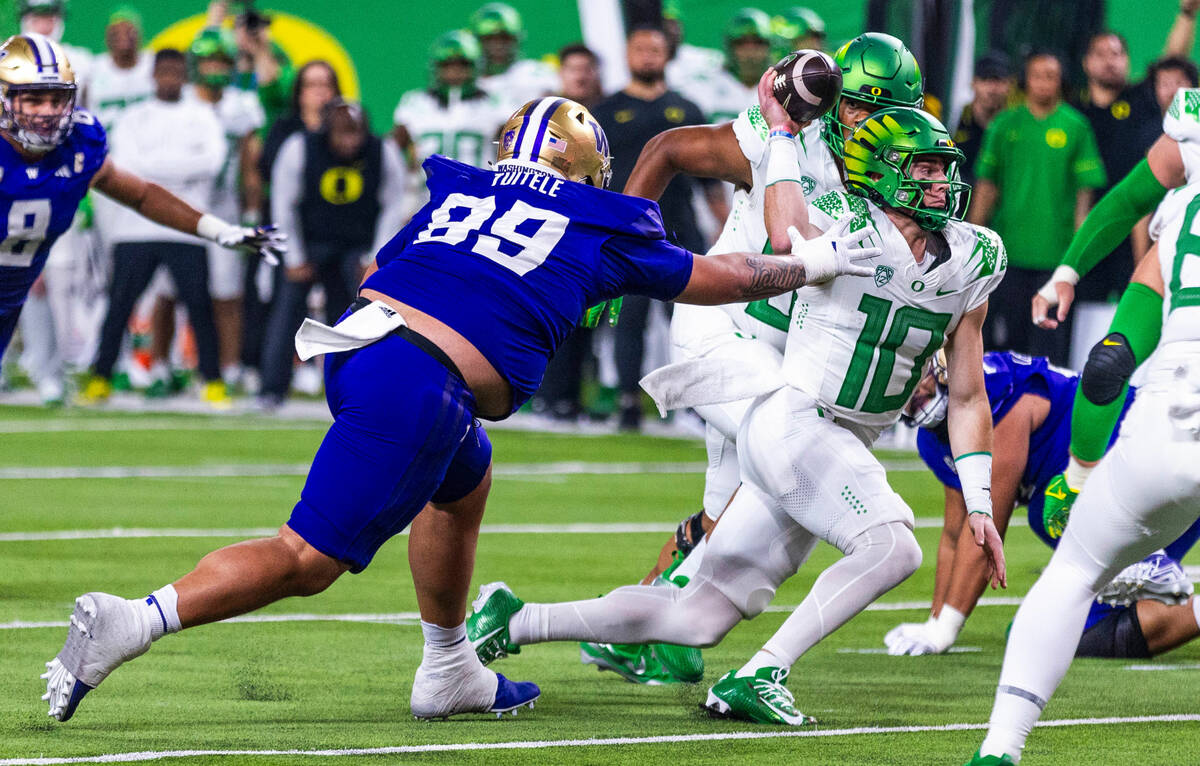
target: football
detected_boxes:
[770,49,842,123]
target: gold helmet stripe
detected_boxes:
[514,97,565,162]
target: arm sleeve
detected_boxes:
[1072,120,1108,189]
[1068,281,1163,462]
[371,140,410,255]
[598,233,695,301]
[270,133,307,268]
[1059,158,1168,276]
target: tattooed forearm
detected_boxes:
[738,255,807,300]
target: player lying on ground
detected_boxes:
[578,35,926,686]
[884,348,1199,659]
[468,103,1008,727]
[41,96,882,723]
[966,178,1200,766]
[0,33,283,364]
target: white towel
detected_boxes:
[294,300,406,361]
[639,356,786,416]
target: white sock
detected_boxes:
[421,620,467,650]
[132,584,182,641]
[738,648,785,676]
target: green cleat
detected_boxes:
[704,666,816,726]
[651,642,704,683]
[963,749,1016,765]
[466,582,524,665]
[580,642,676,685]
[1042,473,1078,539]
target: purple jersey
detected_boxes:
[0,110,106,317]
[363,156,694,415]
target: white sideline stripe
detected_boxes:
[0,459,929,481]
[1124,663,1200,671]
[0,597,1027,631]
[2,715,1198,764]
[0,419,325,433]
[0,516,1000,542]
[836,646,982,654]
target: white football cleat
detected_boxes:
[42,592,152,722]
[410,642,539,720]
[1097,552,1194,607]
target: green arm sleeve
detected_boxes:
[1069,281,1163,461]
[1060,159,1168,278]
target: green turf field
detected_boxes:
[1,407,1197,765]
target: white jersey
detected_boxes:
[666,44,725,113]
[185,85,265,223]
[673,65,755,125]
[478,58,557,115]
[1148,182,1200,346]
[393,87,511,169]
[782,190,1007,439]
[702,106,842,350]
[84,52,153,131]
[61,42,93,89]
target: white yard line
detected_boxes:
[0,419,325,433]
[1,714,1197,764]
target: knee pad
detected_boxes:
[1080,333,1137,406]
[1075,607,1151,659]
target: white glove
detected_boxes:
[786,216,880,284]
[198,213,287,266]
[884,607,964,656]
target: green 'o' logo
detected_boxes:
[911,279,925,292]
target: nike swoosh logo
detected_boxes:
[472,627,503,647]
[935,288,955,296]
[1102,339,1123,346]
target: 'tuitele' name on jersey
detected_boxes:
[0,109,107,313]
[362,155,695,417]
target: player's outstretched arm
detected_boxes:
[1032,135,1182,329]
[91,158,287,264]
[674,217,878,304]
[753,67,824,250]
[944,303,1006,589]
[622,123,753,200]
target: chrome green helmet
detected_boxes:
[771,6,825,58]
[429,29,482,90]
[820,32,923,158]
[470,2,523,39]
[843,107,969,232]
[188,27,237,89]
[723,7,772,80]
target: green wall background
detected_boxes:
[1,1,1195,132]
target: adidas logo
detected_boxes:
[55,165,71,178]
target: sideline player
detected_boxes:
[41,96,881,723]
[965,174,1200,766]
[0,34,282,365]
[469,2,556,113]
[467,103,1008,726]
[884,350,1198,659]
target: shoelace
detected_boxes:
[752,668,798,711]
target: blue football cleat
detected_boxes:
[489,673,540,717]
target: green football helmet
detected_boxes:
[429,30,482,91]
[16,0,67,17]
[188,27,237,90]
[470,2,523,39]
[723,7,772,81]
[772,6,826,58]
[820,32,924,158]
[842,107,969,232]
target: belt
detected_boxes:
[348,297,464,381]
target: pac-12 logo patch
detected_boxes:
[874,264,894,287]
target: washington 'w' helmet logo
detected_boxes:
[874,265,894,287]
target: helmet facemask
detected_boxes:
[901,350,950,429]
[880,150,971,231]
[1,82,75,153]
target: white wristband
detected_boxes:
[196,213,232,243]
[765,134,802,187]
[955,451,993,516]
[1065,456,1093,491]
[1036,264,1080,301]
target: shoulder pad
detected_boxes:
[1164,89,1200,143]
[964,226,1006,281]
[67,109,107,150]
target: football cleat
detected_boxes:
[1042,473,1078,539]
[704,666,816,726]
[651,642,704,683]
[74,375,111,405]
[1097,551,1194,606]
[201,380,232,409]
[410,646,539,721]
[42,593,152,722]
[580,642,675,685]
[467,582,524,665]
[963,749,1016,765]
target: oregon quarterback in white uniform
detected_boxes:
[465,106,1008,727]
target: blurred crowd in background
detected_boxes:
[2,0,1199,431]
